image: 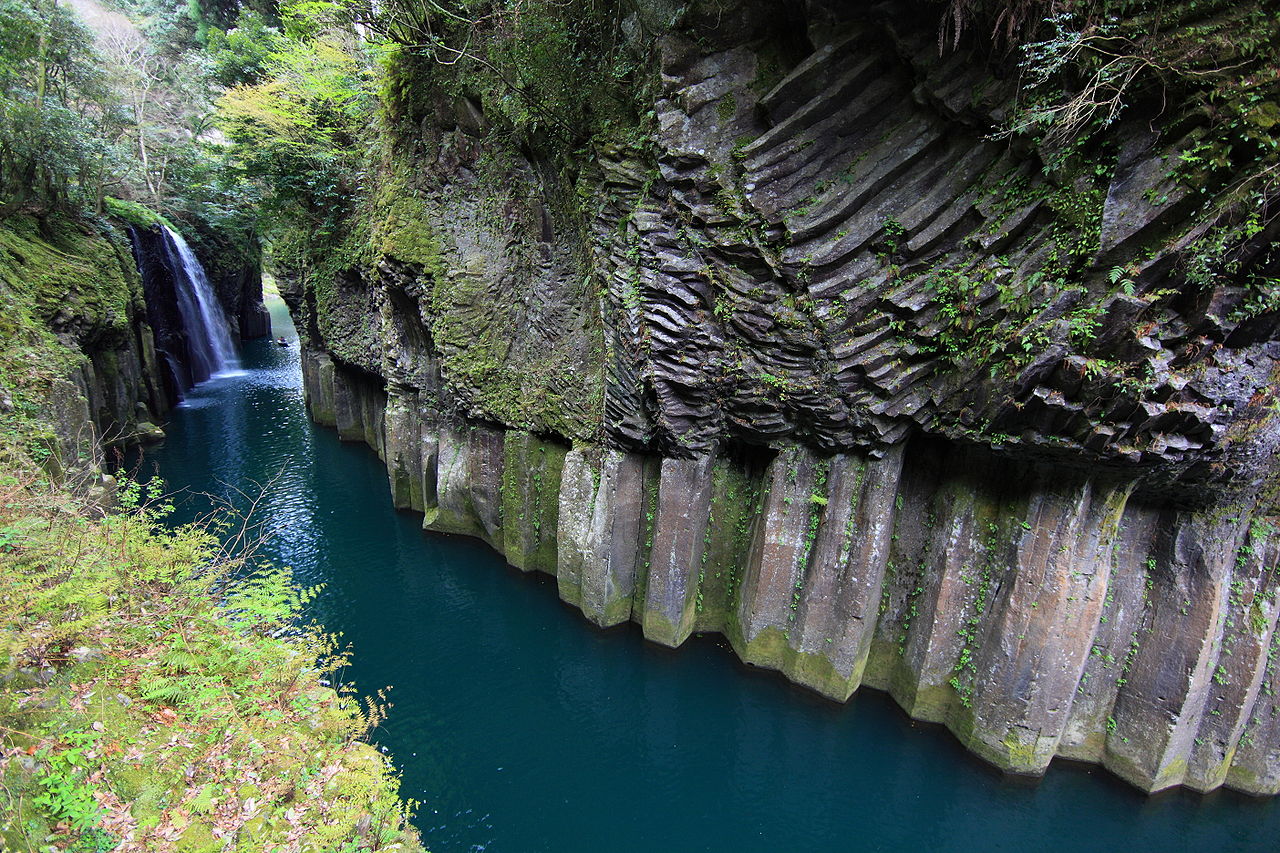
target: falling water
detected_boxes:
[160,224,239,382]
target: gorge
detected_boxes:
[280,0,1280,797]
[3,0,1280,846]
[132,296,1278,851]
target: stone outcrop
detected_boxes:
[288,0,1280,794]
[0,214,175,495]
[303,350,1280,795]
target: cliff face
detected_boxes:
[130,223,271,400]
[0,214,176,500]
[289,0,1280,793]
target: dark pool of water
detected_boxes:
[133,298,1280,852]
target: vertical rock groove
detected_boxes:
[302,351,1280,794]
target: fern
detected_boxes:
[1109,264,1136,295]
[158,647,199,674]
[141,679,189,706]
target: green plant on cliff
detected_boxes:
[949,523,1003,706]
[988,0,1280,288]
[358,0,646,150]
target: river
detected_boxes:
[133,295,1280,852]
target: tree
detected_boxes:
[0,0,119,215]
[214,3,373,247]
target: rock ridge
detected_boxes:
[302,349,1280,795]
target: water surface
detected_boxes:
[136,298,1280,852]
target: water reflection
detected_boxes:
[136,296,1280,853]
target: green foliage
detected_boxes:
[215,4,374,252]
[880,215,906,256]
[369,0,648,151]
[33,730,108,845]
[205,8,283,86]
[1044,182,1105,276]
[919,264,1004,364]
[0,206,422,851]
[0,470,424,851]
[994,0,1280,295]
[1108,264,1136,295]
[1067,302,1103,349]
[1182,191,1278,320]
[0,0,265,275]
[0,0,117,214]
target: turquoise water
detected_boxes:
[135,299,1280,852]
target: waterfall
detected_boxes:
[159,224,239,383]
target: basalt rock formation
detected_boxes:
[288,0,1280,794]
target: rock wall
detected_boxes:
[303,350,1280,794]
[288,0,1280,795]
[0,214,174,495]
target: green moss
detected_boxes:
[732,626,858,702]
[601,595,635,628]
[103,197,179,232]
[0,214,155,477]
[501,432,569,573]
[425,253,603,440]
[559,578,583,608]
[695,459,760,632]
[642,609,685,648]
[394,461,424,510]
[630,461,661,625]
[984,728,1044,773]
[0,215,136,348]
[422,429,494,541]
[1153,757,1190,791]
[716,93,736,122]
[370,179,449,277]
